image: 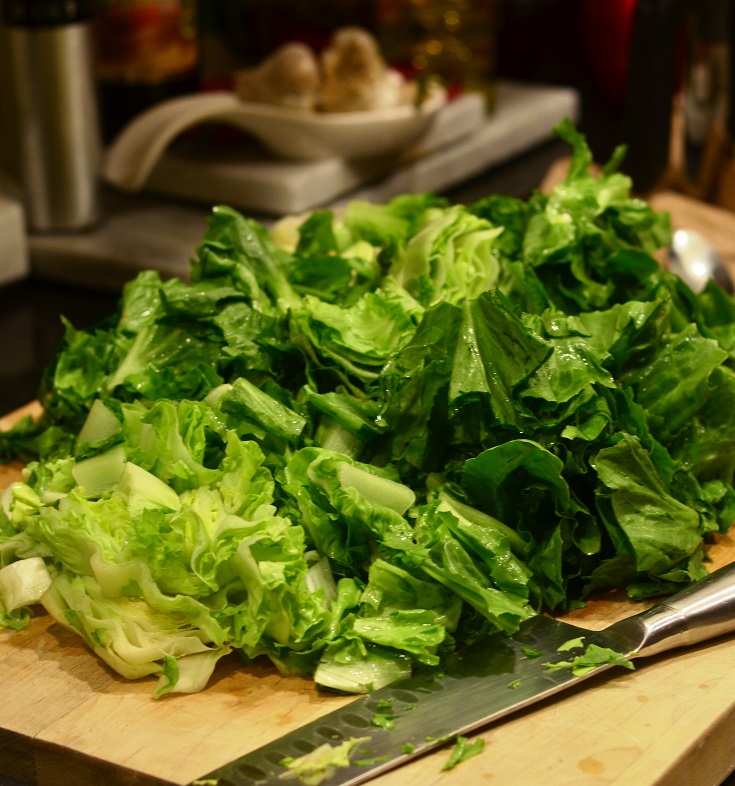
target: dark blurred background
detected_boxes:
[190,0,733,192]
[2,0,731,203]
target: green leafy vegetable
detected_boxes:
[370,713,398,730]
[440,736,486,771]
[544,643,636,677]
[280,737,371,786]
[0,121,732,698]
[557,636,586,652]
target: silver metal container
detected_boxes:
[2,0,101,232]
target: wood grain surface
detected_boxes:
[1,191,735,786]
[1,421,735,786]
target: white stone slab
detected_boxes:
[143,81,579,215]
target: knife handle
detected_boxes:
[611,560,735,658]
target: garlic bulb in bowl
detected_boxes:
[318,27,416,112]
[233,42,320,111]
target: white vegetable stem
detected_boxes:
[0,557,52,612]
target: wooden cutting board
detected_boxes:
[3,191,735,786]
[1,409,735,786]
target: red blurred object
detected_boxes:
[93,0,199,142]
[580,0,639,111]
[94,1,198,83]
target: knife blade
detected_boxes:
[188,560,735,786]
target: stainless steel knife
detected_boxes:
[188,560,735,786]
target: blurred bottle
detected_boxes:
[93,0,199,142]
[376,0,500,107]
[2,0,101,232]
[581,0,734,198]
[679,0,730,190]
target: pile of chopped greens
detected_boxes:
[1,120,734,697]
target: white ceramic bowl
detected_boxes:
[104,86,447,193]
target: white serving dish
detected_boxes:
[104,86,447,193]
